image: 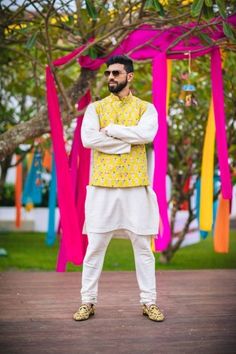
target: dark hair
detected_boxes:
[106,55,134,73]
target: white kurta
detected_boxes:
[81,100,159,236]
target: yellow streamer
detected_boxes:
[199,98,215,231]
[27,151,34,170]
[151,237,155,252]
[166,59,172,112]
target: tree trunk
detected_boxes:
[159,250,173,264]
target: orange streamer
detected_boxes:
[213,193,230,253]
[42,149,52,171]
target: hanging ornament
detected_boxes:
[179,52,198,107]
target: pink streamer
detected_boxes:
[56,237,67,272]
[54,46,86,66]
[56,91,92,269]
[210,48,232,199]
[71,91,91,253]
[152,53,171,251]
[69,91,91,206]
[46,67,84,265]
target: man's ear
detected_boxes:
[128,72,134,82]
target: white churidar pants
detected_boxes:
[81,229,156,305]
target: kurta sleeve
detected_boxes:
[81,103,131,154]
[104,103,158,145]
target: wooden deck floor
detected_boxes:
[0,270,236,354]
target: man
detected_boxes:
[73,55,164,322]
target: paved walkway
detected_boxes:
[0,270,236,354]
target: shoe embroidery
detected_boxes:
[143,304,165,322]
[73,304,95,321]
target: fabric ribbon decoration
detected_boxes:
[200,97,215,231]
[56,91,91,271]
[214,193,230,253]
[151,59,172,252]
[46,154,57,246]
[46,67,84,266]
[42,149,52,171]
[15,155,22,228]
[22,150,43,207]
[26,151,33,170]
[152,53,171,251]
[196,174,220,239]
[210,47,232,199]
[212,175,220,229]
[195,178,208,239]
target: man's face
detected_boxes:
[105,63,133,93]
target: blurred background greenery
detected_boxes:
[0,230,235,271]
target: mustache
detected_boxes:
[109,80,117,84]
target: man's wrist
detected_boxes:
[102,124,114,137]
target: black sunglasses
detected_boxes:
[104,70,127,77]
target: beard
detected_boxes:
[108,77,128,93]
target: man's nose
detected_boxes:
[108,72,114,78]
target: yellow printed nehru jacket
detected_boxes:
[90,93,150,188]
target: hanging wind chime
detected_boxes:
[179,52,198,107]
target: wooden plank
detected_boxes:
[0,270,236,354]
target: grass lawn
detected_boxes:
[0,230,236,271]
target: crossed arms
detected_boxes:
[81,102,158,155]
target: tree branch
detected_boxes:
[0,67,97,160]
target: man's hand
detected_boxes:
[100,128,107,134]
[100,125,115,138]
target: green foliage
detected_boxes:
[25,31,39,50]
[0,231,236,271]
[202,3,214,19]
[204,0,213,7]
[85,0,98,20]
[192,0,229,21]
[0,178,51,207]
[0,101,15,135]
[223,22,236,42]
[215,0,226,19]
[1,183,15,206]
[191,0,204,17]
[198,32,214,45]
[167,57,209,183]
[144,0,165,16]
[0,44,45,133]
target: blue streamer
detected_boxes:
[195,174,220,239]
[212,174,220,233]
[22,151,43,205]
[195,178,208,239]
[46,155,57,246]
